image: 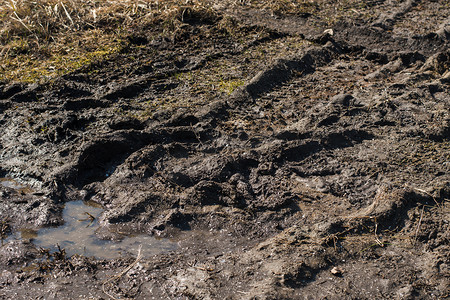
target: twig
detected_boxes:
[11,11,32,33]
[60,1,74,26]
[84,211,96,220]
[78,211,96,227]
[373,220,383,247]
[102,245,143,300]
[413,187,440,208]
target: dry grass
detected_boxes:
[0,0,386,83]
[0,0,215,82]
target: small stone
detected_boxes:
[323,29,334,36]
[331,266,343,276]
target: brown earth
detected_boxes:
[0,0,449,299]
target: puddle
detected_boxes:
[30,200,177,259]
[0,179,178,259]
[0,177,33,193]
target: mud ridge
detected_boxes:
[231,42,346,102]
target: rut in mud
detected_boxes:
[0,0,449,299]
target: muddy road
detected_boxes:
[0,0,449,299]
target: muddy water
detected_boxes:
[0,177,33,193]
[1,177,177,258]
[32,200,177,259]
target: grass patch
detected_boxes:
[0,0,216,83]
[219,78,245,95]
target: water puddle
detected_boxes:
[0,177,33,193]
[1,178,177,259]
[31,200,177,259]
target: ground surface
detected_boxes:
[0,0,449,299]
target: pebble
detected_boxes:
[331,266,343,276]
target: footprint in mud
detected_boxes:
[30,200,177,259]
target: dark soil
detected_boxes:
[1,0,449,299]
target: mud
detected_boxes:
[0,0,449,299]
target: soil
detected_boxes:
[0,0,449,299]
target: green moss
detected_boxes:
[6,38,31,57]
[0,34,124,83]
[219,79,245,95]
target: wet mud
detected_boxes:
[0,0,449,299]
